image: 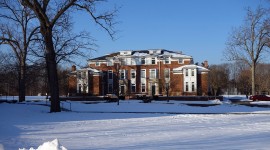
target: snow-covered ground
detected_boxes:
[1,96,270,150]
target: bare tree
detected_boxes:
[224,6,270,95]
[20,0,117,112]
[255,63,270,94]
[208,64,230,96]
[0,0,39,102]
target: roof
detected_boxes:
[89,49,192,61]
[89,52,119,61]
[173,64,209,73]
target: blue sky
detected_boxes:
[74,0,268,65]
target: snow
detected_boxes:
[1,96,270,150]
[173,64,209,72]
[19,139,67,150]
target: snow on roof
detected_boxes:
[132,51,148,56]
[163,51,192,58]
[173,64,209,72]
[78,67,100,73]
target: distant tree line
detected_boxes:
[0,51,69,97]
[208,62,270,96]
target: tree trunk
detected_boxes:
[18,61,26,102]
[43,28,61,112]
[251,62,256,95]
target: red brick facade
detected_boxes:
[68,49,209,97]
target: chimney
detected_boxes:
[71,65,76,71]
[203,60,209,68]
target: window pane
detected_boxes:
[108,70,113,79]
[165,57,169,64]
[131,84,136,92]
[151,58,155,64]
[164,69,170,78]
[179,58,183,64]
[120,70,125,79]
[131,70,136,78]
[141,70,146,78]
[150,69,156,78]
[141,83,146,92]
[185,82,188,91]
[141,58,145,64]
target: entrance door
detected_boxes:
[120,85,125,95]
[151,84,156,96]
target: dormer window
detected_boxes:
[178,58,183,64]
[165,57,170,64]
[141,58,145,65]
[151,57,156,64]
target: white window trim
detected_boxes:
[131,69,136,79]
[164,57,170,64]
[149,69,156,79]
[185,82,189,92]
[178,58,183,64]
[141,83,146,93]
[141,57,146,65]
[141,69,146,78]
[131,83,136,93]
[151,57,156,65]
[185,69,189,76]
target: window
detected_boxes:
[108,70,113,79]
[164,68,170,78]
[131,70,136,78]
[141,83,146,92]
[78,72,81,79]
[96,62,100,66]
[192,82,195,92]
[120,70,127,79]
[78,84,82,93]
[108,83,113,93]
[131,84,136,93]
[150,69,156,79]
[120,84,125,94]
[121,59,126,65]
[179,58,183,64]
[185,69,188,76]
[185,82,189,92]
[141,69,146,78]
[165,57,170,64]
[141,58,145,65]
[191,69,195,76]
[151,57,156,64]
[82,71,86,79]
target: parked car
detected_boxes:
[249,95,270,101]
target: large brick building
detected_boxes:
[68,49,209,97]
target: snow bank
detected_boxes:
[19,139,67,150]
